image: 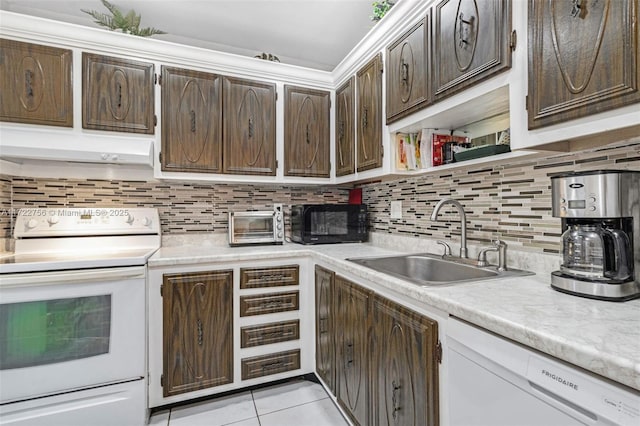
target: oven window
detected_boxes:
[234,217,274,238]
[311,211,348,235]
[0,295,111,370]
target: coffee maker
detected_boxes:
[550,170,640,301]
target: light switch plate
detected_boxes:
[390,201,402,219]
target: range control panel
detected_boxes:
[14,208,160,238]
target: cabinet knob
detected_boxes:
[570,0,583,18]
[197,319,203,346]
[392,380,402,420]
[401,61,409,83]
[189,110,196,133]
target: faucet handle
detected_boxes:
[477,244,498,267]
[493,239,508,271]
[436,240,452,256]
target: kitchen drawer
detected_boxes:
[240,265,299,289]
[240,320,300,348]
[240,291,299,317]
[241,349,301,380]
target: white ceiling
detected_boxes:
[0,0,380,71]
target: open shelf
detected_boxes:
[389,149,538,178]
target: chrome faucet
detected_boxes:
[430,198,468,258]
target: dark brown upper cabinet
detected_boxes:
[432,0,512,100]
[161,66,222,173]
[284,85,331,177]
[162,270,233,397]
[528,0,640,129]
[356,54,383,172]
[0,39,72,127]
[223,77,276,175]
[386,13,431,124]
[335,78,355,177]
[82,53,154,134]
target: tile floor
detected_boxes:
[148,378,349,426]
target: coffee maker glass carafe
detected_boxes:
[560,223,632,281]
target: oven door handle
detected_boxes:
[0,266,146,287]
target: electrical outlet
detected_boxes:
[390,201,402,219]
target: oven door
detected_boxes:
[0,266,145,403]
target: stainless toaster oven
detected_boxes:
[228,204,284,246]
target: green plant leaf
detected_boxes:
[81,0,166,37]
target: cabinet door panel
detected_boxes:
[162,270,233,397]
[357,54,383,172]
[433,0,512,99]
[241,349,301,380]
[335,276,369,426]
[335,78,355,177]
[239,291,299,316]
[240,265,299,289]
[0,39,72,127]
[315,266,335,392]
[82,53,154,133]
[370,296,439,426]
[528,0,640,129]
[284,85,331,177]
[240,320,300,348]
[161,66,222,172]
[223,77,276,175]
[386,15,431,123]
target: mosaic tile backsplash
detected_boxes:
[360,140,640,254]
[1,140,638,256]
[2,180,349,237]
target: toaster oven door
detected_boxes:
[229,212,277,245]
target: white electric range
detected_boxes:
[0,208,160,426]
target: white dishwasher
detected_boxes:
[446,318,640,426]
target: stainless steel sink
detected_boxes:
[348,253,533,286]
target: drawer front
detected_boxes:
[240,265,299,289]
[241,320,300,348]
[241,349,301,380]
[240,291,299,316]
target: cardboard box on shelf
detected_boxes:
[421,129,469,166]
[395,131,421,170]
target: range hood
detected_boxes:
[0,126,154,167]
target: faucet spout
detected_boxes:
[430,198,468,258]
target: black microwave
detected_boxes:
[290,204,368,244]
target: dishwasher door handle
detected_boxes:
[528,381,598,422]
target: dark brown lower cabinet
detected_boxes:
[315,267,440,426]
[315,266,335,393]
[240,320,300,348]
[370,295,439,426]
[162,270,233,397]
[334,275,370,426]
[241,349,301,380]
[239,291,299,316]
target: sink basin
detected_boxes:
[348,253,533,286]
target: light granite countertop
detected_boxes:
[149,238,640,392]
